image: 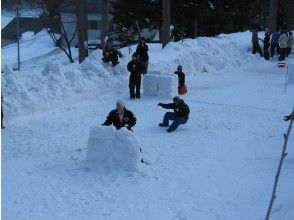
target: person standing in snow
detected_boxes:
[251,28,263,56]
[102,100,136,130]
[278,30,288,61]
[287,31,294,56]
[263,29,271,60]
[271,28,281,57]
[135,37,149,74]
[127,54,145,99]
[174,65,187,95]
[158,96,190,133]
[102,43,123,66]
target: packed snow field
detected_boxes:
[2,31,294,220]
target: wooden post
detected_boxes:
[76,0,88,63]
[162,0,170,49]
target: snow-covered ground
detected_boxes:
[2,30,294,220]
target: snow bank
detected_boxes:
[87,126,141,171]
[288,63,294,84]
[2,31,261,119]
[1,30,58,66]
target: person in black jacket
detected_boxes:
[102,44,123,66]
[158,96,190,132]
[102,100,136,130]
[263,30,270,60]
[135,37,149,74]
[127,54,145,99]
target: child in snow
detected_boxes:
[287,31,294,56]
[102,43,123,66]
[135,37,149,74]
[278,30,288,61]
[102,100,136,130]
[271,28,281,57]
[158,96,190,133]
[263,29,270,60]
[127,54,145,99]
[174,65,187,95]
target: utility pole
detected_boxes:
[269,0,278,32]
[162,0,170,49]
[16,0,21,71]
[101,0,108,49]
[76,0,88,63]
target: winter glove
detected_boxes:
[101,123,107,126]
[158,103,163,107]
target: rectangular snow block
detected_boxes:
[157,75,177,99]
[288,63,294,84]
[143,73,158,96]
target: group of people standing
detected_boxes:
[252,27,294,61]
[101,37,190,133]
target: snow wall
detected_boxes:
[87,126,141,171]
[2,31,260,119]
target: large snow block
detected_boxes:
[288,63,294,84]
[157,75,177,98]
[87,126,141,171]
[143,74,158,96]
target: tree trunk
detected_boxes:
[269,0,278,32]
[162,0,170,48]
[76,0,88,63]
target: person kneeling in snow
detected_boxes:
[102,44,123,66]
[102,100,136,130]
[158,96,190,133]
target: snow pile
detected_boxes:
[87,126,141,171]
[2,31,263,119]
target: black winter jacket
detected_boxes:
[102,108,136,130]
[159,100,190,119]
[174,71,185,86]
[127,60,145,75]
[136,43,149,61]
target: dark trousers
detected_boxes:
[252,42,263,56]
[129,73,142,98]
[264,46,270,60]
[279,48,287,61]
[162,112,187,131]
[271,42,280,57]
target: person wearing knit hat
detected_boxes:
[158,96,190,133]
[135,37,149,74]
[102,100,136,130]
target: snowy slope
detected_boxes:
[2,32,294,220]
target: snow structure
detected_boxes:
[142,73,158,96]
[157,74,177,98]
[2,31,268,119]
[87,126,141,171]
[143,71,177,98]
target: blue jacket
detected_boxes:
[271,32,280,43]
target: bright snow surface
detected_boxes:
[2,31,294,220]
